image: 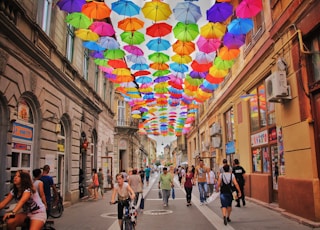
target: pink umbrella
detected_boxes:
[196,36,221,53]
[236,0,263,18]
[89,21,115,36]
[123,45,144,56]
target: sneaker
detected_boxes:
[163,204,167,207]
[199,202,204,206]
[223,216,227,225]
[236,204,241,207]
[204,201,208,205]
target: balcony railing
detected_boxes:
[116,119,139,129]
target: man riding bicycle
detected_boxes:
[111,173,135,228]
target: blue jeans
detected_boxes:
[198,182,208,202]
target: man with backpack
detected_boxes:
[232,159,246,207]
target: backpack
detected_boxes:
[220,173,233,194]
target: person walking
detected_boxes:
[158,167,173,207]
[217,164,241,226]
[128,169,143,205]
[0,170,47,230]
[194,159,210,205]
[88,168,99,200]
[139,166,145,185]
[183,166,195,206]
[98,168,104,198]
[232,159,246,207]
[144,166,151,186]
[40,165,58,217]
[32,169,47,210]
[207,168,216,196]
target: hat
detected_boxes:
[163,167,167,171]
[223,159,227,164]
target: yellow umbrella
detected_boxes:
[112,68,131,76]
[209,65,228,78]
[132,114,141,119]
[200,22,226,39]
[219,46,240,60]
[141,1,172,21]
[75,29,99,41]
[139,87,153,93]
[171,54,192,64]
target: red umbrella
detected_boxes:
[146,23,172,37]
[191,61,212,72]
[133,70,151,77]
[108,60,127,68]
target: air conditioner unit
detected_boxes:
[265,71,290,102]
[211,122,221,135]
[212,136,221,148]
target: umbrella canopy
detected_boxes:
[108,59,128,68]
[148,52,170,63]
[219,46,240,60]
[172,40,195,55]
[170,63,189,73]
[131,63,149,70]
[191,61,212,72]
[171,54,192,64]
[206,2,233,23]
[118,17,144,31]
[196,36,221,53]
[97,36,120,49]
[214,56,234,69]
[81,1,111,19]
[133,70,151,77]
[208,65,228,77]
[173,2,202,24]
[195,51,216,64]
[75,29,99,41]
[83,41,105,51]
[146,23,172,37]
[104,49,126,60]
[223,32,246,49]
[123,45,144,56]
[227,18,253,35]
[120,31,145,45]
[136,76,153,84]
[200,22,226,39]
[146,38,171,51]
[150,62,169,70]
[111,0,140,16]
[65,12,92,29]
[89,21,115,36]
[236,0,263,18]
[141,1,172,21]
[173,22,199,42]
[57,0,86,13]
[189,70,208,79]
[153,70,171,76]
[126,54,147,64]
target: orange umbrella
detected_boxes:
[172,40,195,55]
[75,29,99,41]
[200,22,226,39]
[114,75,134,83]
[82,1,111,20]
[118,17,144,31]
[219,46,240,60]
[149,62,169,70]
[206,74,225,84]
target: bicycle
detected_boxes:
[49,188,64,218]
[110,199,137,230]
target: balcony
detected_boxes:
[115,119,139,135]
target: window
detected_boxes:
[249,83,267,132]
[225,107,234,142]
[308,33,320,82]
[118,100,125,126]
[83,49,89,80]
[103,78,107,101]
[94,65,99,92]
[66,24,74,62]
[245,11,263,47]
[37,0,52,35]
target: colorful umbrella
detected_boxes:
[127,54,147,64]
[94,58,109,67]
[195,51,216,64]
[141,1,172,21]
[136,76,153,84]
[150,62,169,70]
[172,40,195,55]
[90,50,104,58]
[214,56,234,69]
[146,23,172,37]
[112,68,131,76]
[189,70,208,79]
[223,32,246,49]
[104,49,126,59]
[206,2,233,23]
[81,1,111,20]
[123,45,144,56]
[154,76,170,83]
[227,18,253,35]
[131,63,149,70]
[89,21,115,36]
[173,2,202,24]
[57,0,86,13]
[196,36,221,53]
[65,12,92,29]
[111,0,140,16]
[236,0,263,18]
[97,37,120,49]
[191,61,212,72]
[170,63,189,73]
[219,46,240,60]
[120,31,145,45]
[146,38,171,51]
[133,70,151,77]
[200,22,226,39]
[118,17,144,31]
[75,29,99,41]
[108,60,127,68]
[173,22,199,42]
[83,41,105,51]
[148,52,170,63]
[153,70,171,76]
[208,65,228,77]
[171,54,192,64]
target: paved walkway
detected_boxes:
[54,172,320,230]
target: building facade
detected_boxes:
[188,0,320,222]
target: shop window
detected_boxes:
[225,107,234,142]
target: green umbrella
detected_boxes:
[104,49,126,60]
[214,57,234,70]
[148,52,170,63]
[66,12,92,29]
[152,70,170,76]
[120,31,145,45]
[94,58,109,66]
[173,22,199,42]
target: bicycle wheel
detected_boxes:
[50,200,64,218]
[124,219,135,230]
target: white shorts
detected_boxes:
[27,211,47,223]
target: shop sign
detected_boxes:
[226,141,235,154]
[12,143,31,151]
[13,123,33,141]
[251,130,268,147]
[57,144,65,152]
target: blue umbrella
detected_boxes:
[83,41,105,51]
[170,63,189,73]
[173,2,202,24]
[146,38,171,51]
[207,2,233,23]
[131,63,149,70]
[227,18,253,35]
[111,0,140,16]
[97,37,120,49]
[136,76,152,84]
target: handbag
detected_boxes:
[171,188,175,199]
[140,195,145,209]
[158,189,162,199]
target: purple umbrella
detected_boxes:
[189,70,208,79]
[207,2,233,23]
[154,76,170,83]
[90,51,104,59]
[223,32,246,49]
[57,0,86,13]
[123,45,144,56]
